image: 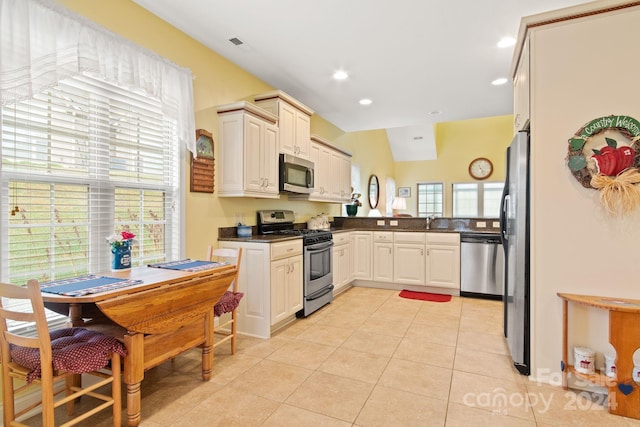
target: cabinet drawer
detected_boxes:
[271,240,302,260]
[333,232,350,246]
[426,233,460,245]
[394,232,425,244]
[374,231,394,243]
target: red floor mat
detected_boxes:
[399,290,452,302]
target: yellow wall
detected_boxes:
[395,115,513,216]
[56,0,508,258]
[58,0,395,258]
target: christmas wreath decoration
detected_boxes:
[567,115,640,215]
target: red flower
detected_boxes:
[121,231,136,240]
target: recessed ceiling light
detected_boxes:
[428,110,441,116]
[333,70,349,80]
[492,78,508,86]
[359,98,372,106]
[497,37,516,48]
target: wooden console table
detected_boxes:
[558,292,640,419]
[43,264,236,426]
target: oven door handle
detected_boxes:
[305,240,334,252]
[307,284,334,301]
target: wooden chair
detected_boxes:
[205,246,243,354]
[0,279,126,427]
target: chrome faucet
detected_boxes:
[426,216,433,230]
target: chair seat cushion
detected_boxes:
[10,327,127,383]
[214,291,244,317]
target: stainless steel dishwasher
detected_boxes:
[460,233,503,300]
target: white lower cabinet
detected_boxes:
[373,232,394,283]
[425,233,460,289]
[351,231,373,280]
[219,241,271,338]
[270,240,303,325]
[332,232,352,295]
[220,239,302,339]
[350,231,460,292]
[393,232,426,286]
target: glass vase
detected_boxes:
[111,241,132,271]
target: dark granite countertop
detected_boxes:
[218,217,500,242]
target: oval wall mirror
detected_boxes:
[368,174,379,209]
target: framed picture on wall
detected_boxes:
[398,187,410,197]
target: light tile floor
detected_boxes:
[24,286,640,426]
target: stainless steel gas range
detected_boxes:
[257,210,333,317]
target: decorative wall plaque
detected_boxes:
[190,129,215,193]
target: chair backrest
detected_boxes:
[206,246,242,292]
[0,279,52,374]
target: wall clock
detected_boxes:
[468,157,493,180]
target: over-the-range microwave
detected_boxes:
[279,153,314,194]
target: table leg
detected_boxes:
[562,299,568,389]
[69,303,84,327]
[123,332,144,426]
[202,310,214,381]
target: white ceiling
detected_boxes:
[133,0,591,160]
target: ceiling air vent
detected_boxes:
[229,37,244,46]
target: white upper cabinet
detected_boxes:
[217,102,280,198]
[255,90,313,160]
[292,134,352,203]
[513,36,530,132]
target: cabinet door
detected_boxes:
[278,102,297,156]
[262,122,279,194]
[294,111,311,159]
[270,258,289,324]
[373,242,394,282]
[314,144,331,198]
[220,242,271,339]
[328,151,342,200]
[426,245,460,289]
[513,36,530,132]
[333,244,343,294]
[339,154,352,202]
[308,142,323,198]
[333,243,352,293]
[287,255,304,314]
[394,243,425,285]
[352,232,372,280]
[244,116,264,193]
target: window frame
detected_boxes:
[1,74,185,331]
[451,181,504,218]
[416,182,444,218]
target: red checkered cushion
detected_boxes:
[214,291,244,317]
[10,328,127,383]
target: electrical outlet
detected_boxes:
[493,221,500,228]
[377,220,385,226]
[390,220,398,226]
[477,221,486,228]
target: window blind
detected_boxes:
[1,73,183,329]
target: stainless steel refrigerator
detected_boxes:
[500,130,530,375]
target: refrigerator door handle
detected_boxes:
[500,194,510,241]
